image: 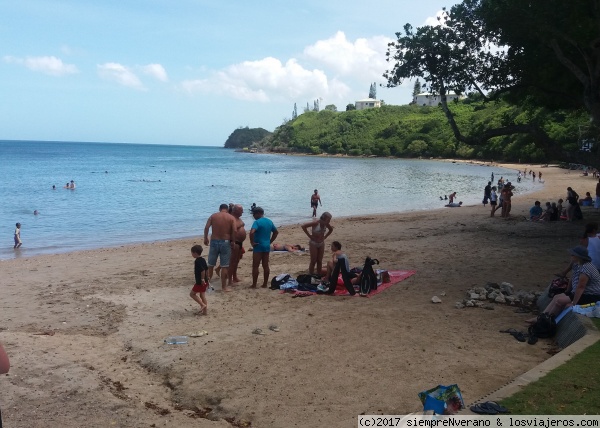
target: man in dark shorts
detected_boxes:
[311,189,322,217]
[249,207,278,288]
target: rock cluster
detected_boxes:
[455,282,543,310]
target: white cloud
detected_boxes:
[303,31,392,82]
[140,63,168,82]
[181,57,350,102]
[3,55,78,76]
[97,63,145,90]
[424,10,447,26]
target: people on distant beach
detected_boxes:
[190,244,209,315]
[249,207,278,288]
[311,189,322,218]
[301,212,333,275]
[529,201,543,221]
[449,192,457,204]
[271,243,305,252]
[445,201,463,207]
[14,222,22,249]
[203,203,236,292]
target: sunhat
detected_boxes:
[569,246,592,262]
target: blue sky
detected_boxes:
[0,0,459,146]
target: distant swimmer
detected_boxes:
[33,210,39,215]
[52,185,56,190]
[69,180,76,189]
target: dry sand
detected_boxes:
[1,162,599,428]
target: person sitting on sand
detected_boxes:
[271,243,305,252]
[445,201,463,207]
[529,201,543,221]
[537,202,554,222]
[527,246,600,323]
[580,192,593,206]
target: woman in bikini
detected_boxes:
[301,212,333,275]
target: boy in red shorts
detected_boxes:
[190,244,209,315]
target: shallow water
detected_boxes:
[0,140,531,259]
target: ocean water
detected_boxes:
[0,140,531,260]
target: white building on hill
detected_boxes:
[414,92,462,106]
[355,98,381,110]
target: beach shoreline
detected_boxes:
[2,163,600,427]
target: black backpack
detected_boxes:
[528,313,557,339]
[359,257,379,296]
[270,274,291,290]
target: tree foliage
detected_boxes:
[369,82,377,99]
[258,100,586,161]
[224,127,272,149]
[384,0,600,167]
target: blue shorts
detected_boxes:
[207,239,231,267]
[253,243,271,253]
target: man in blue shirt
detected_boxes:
[529,201,543,221]
[249,207,278,288]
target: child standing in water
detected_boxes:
[14,222,22,249]
[190,244,209,315]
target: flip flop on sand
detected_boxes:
[499,328,518,334]
[268,325,280,332]
[252,328,266,335]
[187,330,208,337]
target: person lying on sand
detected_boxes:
[445,201,463,207]
[271,243,305,252]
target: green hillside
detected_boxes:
[257,98,586,162]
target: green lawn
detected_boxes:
[499,319,600,414]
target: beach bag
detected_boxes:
[528,313,557,339]
[548,277,569,298]
[270,274,291,290]
[418,384,465,415]
[296,274,321,286]
[359,257,379,296]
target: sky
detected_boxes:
[0,0,460,146]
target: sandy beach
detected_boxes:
[1,162,599,428]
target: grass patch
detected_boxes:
[499,318,600,414]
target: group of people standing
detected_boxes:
[483,181,514,217]
[191,191,333,315]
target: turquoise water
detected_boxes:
[0,140,528,260]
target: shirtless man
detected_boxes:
[203,203,236,292]
[311,189,322,217]
[228,204,246,286]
